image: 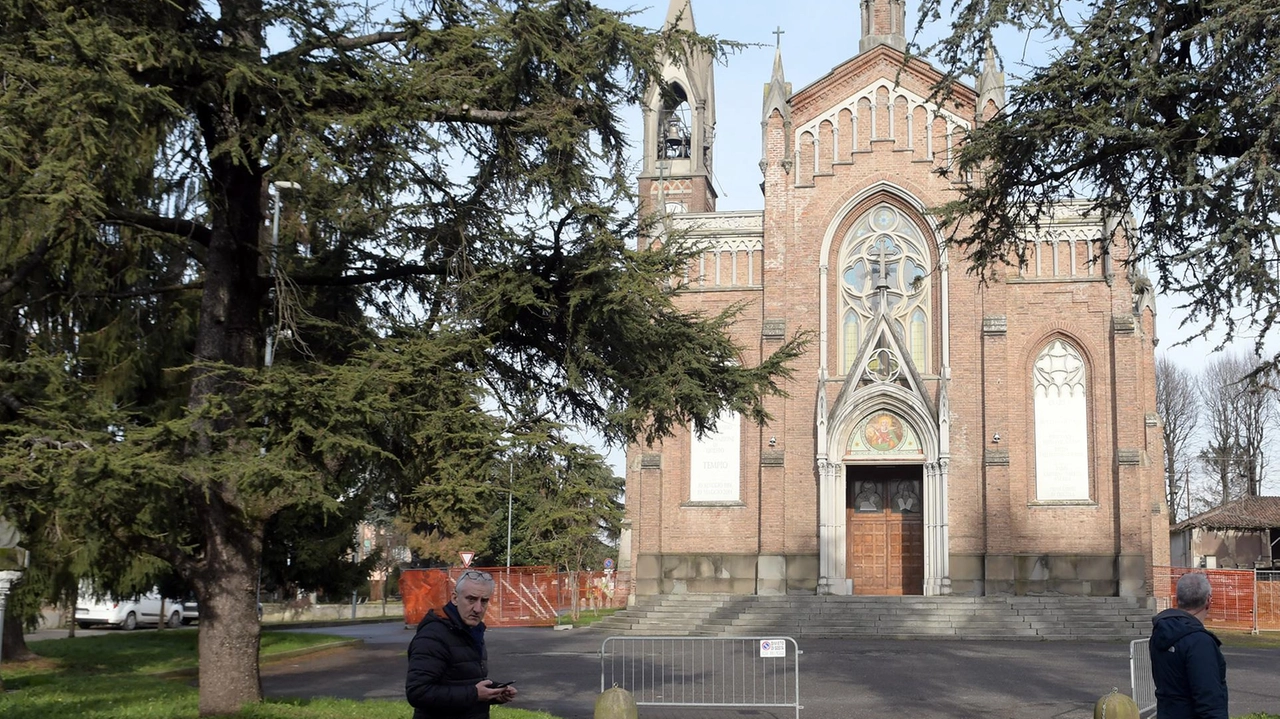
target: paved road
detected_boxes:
[259,622,1280,719]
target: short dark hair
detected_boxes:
[1176,572,1212,611]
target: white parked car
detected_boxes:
[75,589,184,630]
[178,599,263,624]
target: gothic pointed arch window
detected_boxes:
[839,204,932,374]
[1033,339,1090,501]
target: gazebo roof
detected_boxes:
[1172,496,1280,532]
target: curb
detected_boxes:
[261,617,404,631]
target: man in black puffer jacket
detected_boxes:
[407,570,517,719]
[1149,571,1227,719]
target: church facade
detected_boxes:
[620,0,1171,598]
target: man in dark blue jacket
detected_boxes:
[1149,572,1227,719]
[406,569,518,719]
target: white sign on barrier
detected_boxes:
[759,639,787,657]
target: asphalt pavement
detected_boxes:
[256,621,1280,719]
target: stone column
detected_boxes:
[923,460,953,596]
[617,519,634,606]
[817,460,844,594]
[923,462,939,595]
[938,458,952,595]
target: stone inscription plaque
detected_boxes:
[1034,391,1089,500]
[689,410,741,502]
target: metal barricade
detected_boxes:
[1130,638,1156,717]
[600,636,803,718]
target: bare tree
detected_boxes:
[1236,364,1277,498]
[1198,353,1277,506]
[1156,357,1199,522]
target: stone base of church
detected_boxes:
[633,553,820,595]
[950,553,1145,597]
[633,552,1152,598]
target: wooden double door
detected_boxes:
[845,464,924,595]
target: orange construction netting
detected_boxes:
[401,567,630,628]
[1153,566,1280,632]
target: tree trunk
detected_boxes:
[66,583,77,638]
[2,609,35,663]
[188,156,269,714]
[195,513,264,715]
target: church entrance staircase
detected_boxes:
[590,594,1151,641]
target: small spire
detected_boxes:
[761,43,790,124]
[976,37,1006,119]
[664,0,696,32]
[759,41,792,174]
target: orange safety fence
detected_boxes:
[1259,571,1280,630]
[400,566,631,628]
[1152,566,1280,632]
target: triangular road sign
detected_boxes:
[459,551,475,568]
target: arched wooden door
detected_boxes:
[846,464,924,595]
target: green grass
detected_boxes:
[1214,630,1280,650]
[556,607,617,627]
[0,631,557,719]
[14,629,347,676]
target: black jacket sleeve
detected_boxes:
[406,622,479,711]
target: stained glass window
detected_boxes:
[839,205,932,374]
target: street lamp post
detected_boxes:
[506,462,514,568]
[258,180,300,616]
[265,180,301,369]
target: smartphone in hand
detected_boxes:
[489,680,515,688]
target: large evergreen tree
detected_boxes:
[0,0,802,713]
[919,0,1280,356]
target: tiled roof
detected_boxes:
[1172,496,1280,532]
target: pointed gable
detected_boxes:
[789,46,974,141]
[833,301,933,411]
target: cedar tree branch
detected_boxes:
[101,209,214,247]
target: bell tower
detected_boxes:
[859,0,907,54]
[639,0,717,216]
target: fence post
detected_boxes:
[1253,569,1259,635]
[571,570,579,621]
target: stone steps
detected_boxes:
[592,594,1151,641]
